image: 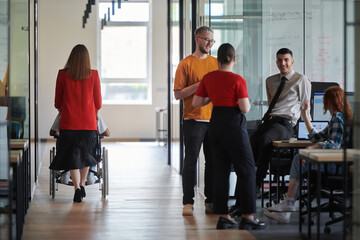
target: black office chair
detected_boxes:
[323,125,353,234]
[323,172,352,234]
[263,146,294,207]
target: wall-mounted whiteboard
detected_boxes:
[262,0,350,90]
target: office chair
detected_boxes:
[323,125,353,234]
[323,173,352,234]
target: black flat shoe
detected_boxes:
[80,186,86,198]
[216,217,239,229]
[239,217,266,230]
[73,188,82,203]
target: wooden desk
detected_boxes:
[9,139,29,150]
[10,139,30,206]
[10,150,22,163]
[273,140,314,148]
[299,149,353,240]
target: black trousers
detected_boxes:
[250,117,293,187]
[182,119,213,205]
[209,107,256,214]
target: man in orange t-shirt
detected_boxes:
[173,26,218,216]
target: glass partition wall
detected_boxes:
[0,0,10,239]
[209,0,347,121]
[346,0,360,238]
[9,0,29,140]
[0,1,29,239]
[168,0,350,162]
[169,0,181,172]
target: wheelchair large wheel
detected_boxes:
[49,147,56,199]
[102,147,109,199]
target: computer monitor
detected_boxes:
[313,92,331,121]
[297,121,328,140]
[313,91,354,121]
[346,92,354,112]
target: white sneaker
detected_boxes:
[87,172,96,185]
[182,204,193,216]
[60,171,70,184]
[267,198,296,212]
[264,210,291,224]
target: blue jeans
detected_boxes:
[290,153,342,180]
[182,119,213,205]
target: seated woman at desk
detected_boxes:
[264,86,353,224]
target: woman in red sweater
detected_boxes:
[193,43,265,230]
[49,44,102,203]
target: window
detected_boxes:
[99,1,151,104]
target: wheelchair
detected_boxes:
[49,134,109,199]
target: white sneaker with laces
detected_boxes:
[182,204,193,216]
[267,198,296,212]
[264,210,291,224]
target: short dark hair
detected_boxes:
[194,26,214,36]
[217,43,235,65]
[276,48,293,57]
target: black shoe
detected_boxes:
[239,217,266,230]
[80,186,86,198]
[229,205,242,218]
[216,217,239,229]
[73,188,82,203]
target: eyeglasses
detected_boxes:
[198,37,216,44]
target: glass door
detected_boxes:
[169,0,181,172]
[0,0,11,239]
[9,0,29,140]
[209,0,263,124]
[345,0,360,238]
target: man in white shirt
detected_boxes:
[251,48,311,194]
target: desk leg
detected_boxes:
[316,163,321,240]
[308,162,312,239]
[25,148,31,208]
[268,149,274,207]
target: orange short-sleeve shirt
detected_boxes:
[173,55,218,120]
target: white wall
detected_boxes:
[38,0,168,139]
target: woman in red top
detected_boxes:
[49,44,102,203]
[193,43,265,230]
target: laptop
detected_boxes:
[297,121,328,140]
